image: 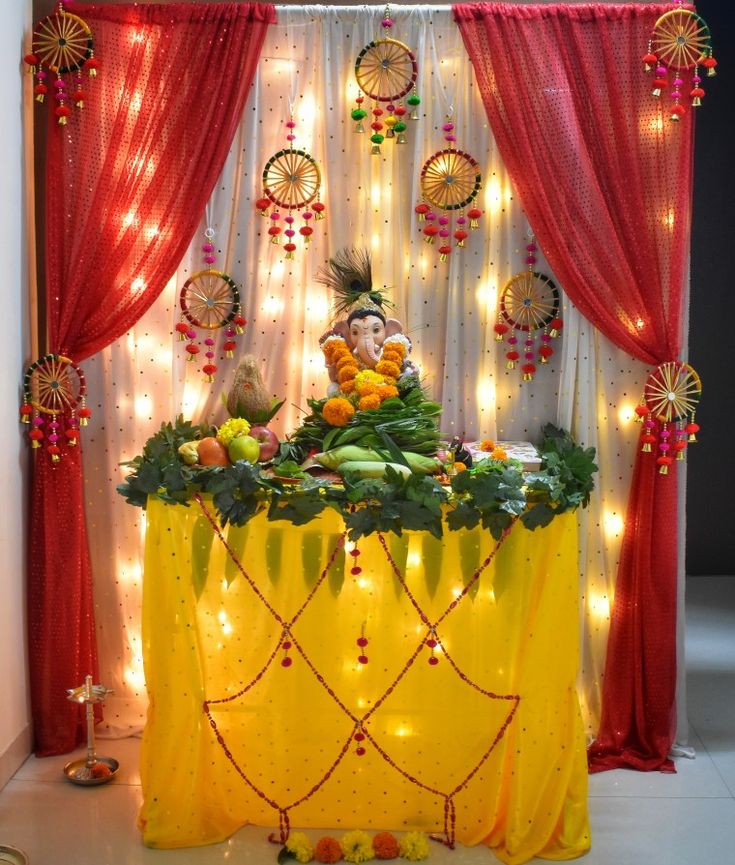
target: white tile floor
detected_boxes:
[1,575,734,865]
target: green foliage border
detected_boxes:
[117,418,597,542]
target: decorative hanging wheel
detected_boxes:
[23,353,86,415]
[651,9,712,71]
[32,6,93,74]
[420,148,481,212]
[643,361,702,423]
[179,270,241,330]
[355,38,417,102]
[499,272,559,333]
[262,149,321,210]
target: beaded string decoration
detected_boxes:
[633,361,701,475]
[20,353,90,463]
[195,493,519,850]
[643,5,716,122]
[494,236,562,381]
[414,114,483,263]
[255,114,325,260]
[352,6,420,155]
[176,228,245,383]
[24,2,99,125]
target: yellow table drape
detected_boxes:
[139,497,590,864]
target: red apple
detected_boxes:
[249,425,280,462]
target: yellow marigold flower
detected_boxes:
[355,369,385,386]
[398,831,429,861]
[323,397,355,427]
[380,350,402,365]
[337,365,360,384]
[341,830,373,864]
[491,447,508,461]
[358,394,382,411]
[340,380,356,395]
[286,832,314,864]
[375,359,401,378]
[216,417,251,447]
[454,462,467,472]
[479,439,496,452]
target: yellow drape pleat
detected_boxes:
[139,498,590,863]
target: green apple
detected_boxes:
[228,435,261,464]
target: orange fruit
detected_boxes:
[197,437,229,466]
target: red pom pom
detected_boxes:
[642,52,657,65]
[34,83,48,96]
[493,322,509,335]
[550,317,563,330]
[74,90,87,104]
[415,203,430,215]
[175,322,189,334]
[234,316,247,327]
[85,57,100,70]
[78,408,92,419]
[65,428,79,440]
[423,224,438,237]
[656,455,673,466]
[267,225,281,236]
[670,104,686,118]
[506,350,520,361]
[438,244,451,255]
[203,364,217,376]
[28,429,44,441]
[703,57,717,69]
[539,345,554,358]
[685,422,700,434]
[467,207,482,219]
[635,404,649,418]
[299,225,313,236]
[24,53,39,66]
[186,343,200,355]
[223,340,236,352]
[19,404,33,416]
[312,202,325,213]
[255,197,270,211]
[284,242,296,253]
[454,229,468,242]
[55,105,71,118]
[522,362,536,374]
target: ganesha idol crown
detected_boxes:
[317,248,415,400]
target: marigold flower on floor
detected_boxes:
[314,836,342,864]
[398,831,429,861]
[340,830,373,863]
[491,447,508,461]
[372,831,399,859]
[479,438,496,452]
[286,831,314,863]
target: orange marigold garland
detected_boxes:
[323,397,355,427]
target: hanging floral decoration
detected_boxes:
[493,237,562,381]
[19,353,90,463]
[352,6,420,154]
[633,361,702,475]
[642,6,716,122]
[176,229,245,383]
[255,115,325,260]
[24,2,99,125]
[414,118,482,262]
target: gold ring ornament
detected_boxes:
[642,7,716,121]
[24,2,99,124]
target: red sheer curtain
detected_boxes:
[31,1,275,756]
[455,3,694,771]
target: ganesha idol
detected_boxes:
[317,248,418,403]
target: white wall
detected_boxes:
[0,0,32,787]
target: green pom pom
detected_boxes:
[407,94,421,106]
[351,108,367,121]
[393,121,407,133]
[370,133,384,144]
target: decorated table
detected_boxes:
[138,498,590,864]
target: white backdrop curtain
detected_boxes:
[78,5,673,742]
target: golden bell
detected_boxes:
[76,99,84,109]
[397,132,407,144]
[58,116,67,125]
[270,235,280,245]
[644,62,653,73]
[235,324,244,335]
[670,112,681,122]
[410,109,419,121]
[456,239,465,248]
[652,87,662,98]
[285,250,295,260]
[641,442,652,453]
[539,356,548,364]
[385,127,395,139]
[20,413,30,424]
[79,417,89,426]
[35,93,45,103]
[88,68,97,78]
[494,333,504,342]
[423,235,436,245]
[31,439,41,449]
[206,374,215,383]
[314,211,325,221]
[370,144,381,155]
[439,252,448,262]
[67,437,78,447]
[692,96,702,107]
[225,349,234,359]
[658,464,669,475]
[470,219,479,229]
[51,452,61,463]
[688,432,698,443]
[549,328,559,338]
[506,361,516,370]
[355,122,364,133]
[676,450,686,461]
[523,373,534,382]
[707,67,717,78]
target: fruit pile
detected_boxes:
[178,417,280,467]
